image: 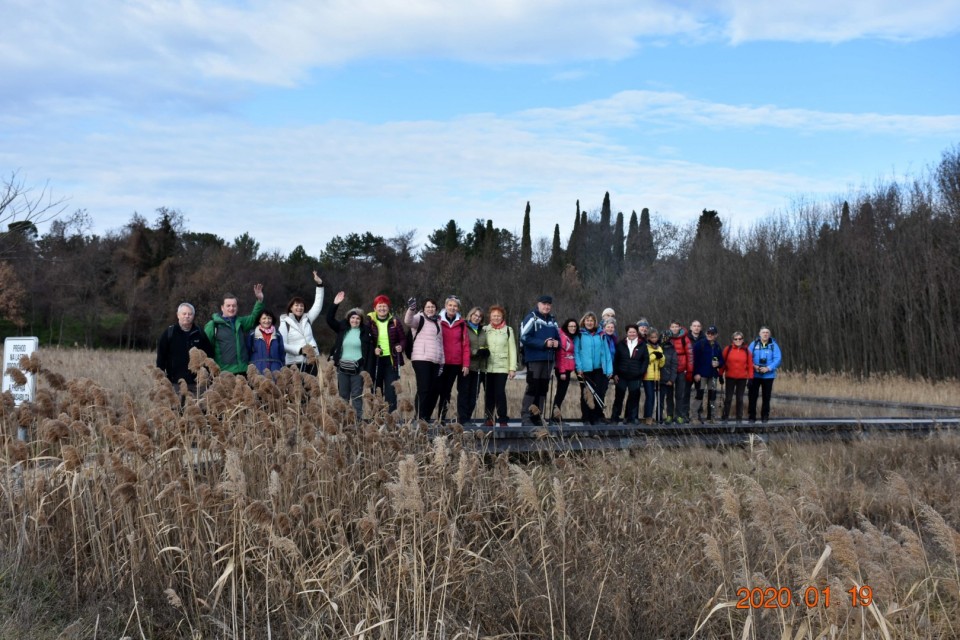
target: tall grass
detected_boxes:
[1,349,959,638]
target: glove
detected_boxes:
[719,375,725,385]
[406,297,417,310]
[655,352,664,361]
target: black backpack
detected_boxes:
[404,316,425,360]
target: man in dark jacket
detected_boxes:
[692,325,724,423]
[519,295,559,425]
[157,302,215,397]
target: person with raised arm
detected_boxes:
[204,284,265,375]
[326,291,374,420]
[279,270,324,374]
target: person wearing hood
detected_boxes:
[326,291,374,420]
[247,310,285,373]
[404,297,444,421]
[279,270,324,375]
[436,295,471,423]
[665,320,694,424]
[748,326,782,423]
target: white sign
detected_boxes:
[2,337,39,406]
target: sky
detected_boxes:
[2,0,959,257]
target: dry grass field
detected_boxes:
[2,348,960,639]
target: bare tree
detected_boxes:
[1,171,66,228]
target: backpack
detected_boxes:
[404,316,425,360]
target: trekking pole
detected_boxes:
[654,378,660,423]
[546,348,556,423]
[581,375,606,410]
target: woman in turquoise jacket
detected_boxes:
[575,311,613,424]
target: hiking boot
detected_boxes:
[644,417,654,425]
[675,416,685,425]
[483,419,494,427]
[498,420,509,427]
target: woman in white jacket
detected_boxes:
[279,270,324,374]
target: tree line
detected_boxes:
[1,144,959,378]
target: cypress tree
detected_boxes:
[625,210,640,270]
[613,211,625,273]
[638,207,657,266]
[521,201,533,265]
[550,223,564,272]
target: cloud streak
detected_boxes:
[7,87,937,253]
[3,0,958,110]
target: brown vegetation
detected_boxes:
[2,350,960,638]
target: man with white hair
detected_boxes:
[157,302,215,396]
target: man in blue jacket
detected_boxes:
[519,295,559,425]
[748,326,782,423]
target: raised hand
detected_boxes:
[334,291,346,305]
[253,283,264,301]
[313,270,323,286]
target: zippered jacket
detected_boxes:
[204,300,265,374]
[279,285,324,365]
[575,329,613,376]
[749,338,782,379]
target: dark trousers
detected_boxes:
[521,361,553,423]
[485,372,509,422]
[457,370,483,422]
[337,371,364,420]
[611,378,641,422]
[748,378,775,421]
[723,378,748,421]
[643,379,662,420]
[412,361,441,420]
[579,369,609,424]
[695,377,718,420]
[373,356,399,412]
[437,365,462,422]
[553,371,573,415]
[665,372,691,420]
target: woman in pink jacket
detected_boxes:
[404,298,444,421]
[551,318,579,422]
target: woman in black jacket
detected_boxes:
[610,324,650,425]
[327,291,375,420]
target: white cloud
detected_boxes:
[9,88,923,253]
[4,0,957,113]
[723,0,960,43]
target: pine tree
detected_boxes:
[521,201,533,265]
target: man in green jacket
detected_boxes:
[204,284,265,374]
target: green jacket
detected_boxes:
[204,300,264,374]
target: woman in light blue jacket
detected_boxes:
[747,326,782,422]
[575,311,613,425]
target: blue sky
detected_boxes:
[2,0,958,256]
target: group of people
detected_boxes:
[156,278,782,426]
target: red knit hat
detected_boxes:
[373,294,391,308]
